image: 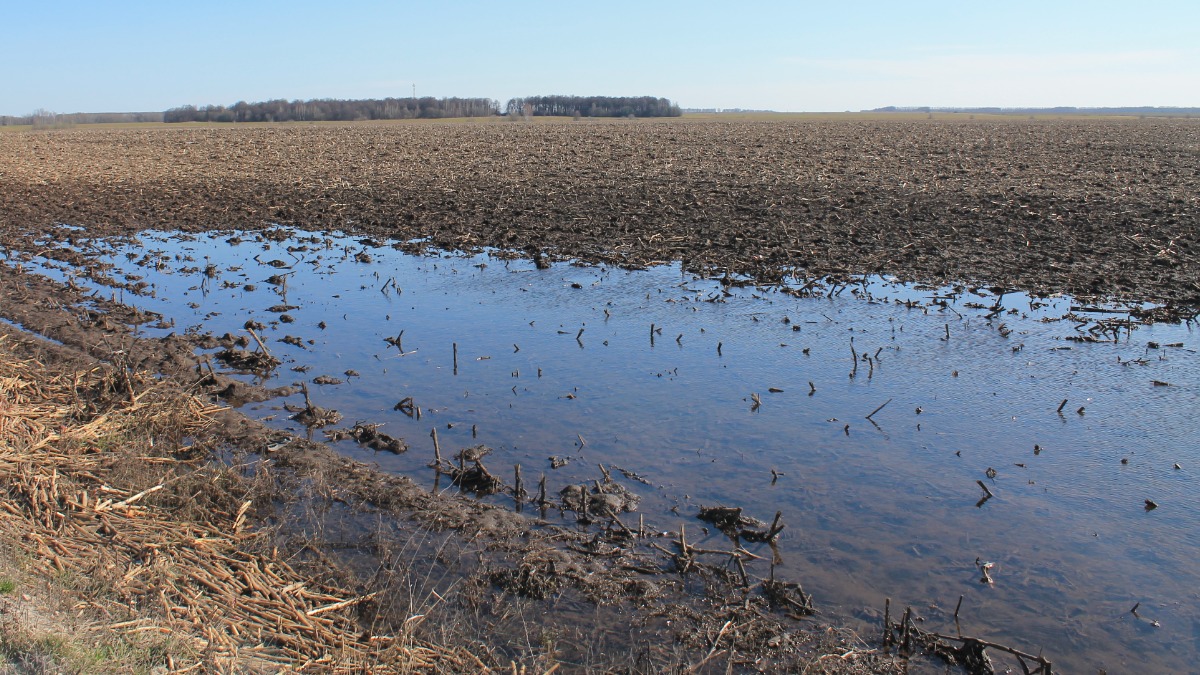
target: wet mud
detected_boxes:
[5,223,1199,672]
[2,118,1199,672]
[0,242,925,672]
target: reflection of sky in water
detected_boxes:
[8,227,1200,673]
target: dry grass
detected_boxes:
[0,334,484,673]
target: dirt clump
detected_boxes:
[324,421,407,454]
[286,383,342,428]
[215,346,279,372]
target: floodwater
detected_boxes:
[7,227,1199,672]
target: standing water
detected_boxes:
[6,226,1198,673]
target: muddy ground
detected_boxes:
[1,117,1194,672]
[1,246,957,672]
[1,118,1197,316]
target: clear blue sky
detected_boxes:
[4,0,1198,115]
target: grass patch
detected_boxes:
[0,623,190,675]
[0,579,14,594]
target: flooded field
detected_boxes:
[5,225,1198,672]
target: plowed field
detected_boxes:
[3,117,1197,315]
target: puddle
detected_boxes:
[5,226,1199,672]
[0,316,66,346]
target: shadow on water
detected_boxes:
[7,226,1199,672]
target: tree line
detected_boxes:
[0,110,162,126]
[869,105,1200,116]
[2,94,684,127]
[163,97,501,123]
[505,96,682,118]
[163,95,681,123]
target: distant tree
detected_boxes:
[164,105,198,123]
[163,97,500,123]
[30,109,73,130]
[504,96,682,118]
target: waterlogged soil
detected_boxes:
[0,233,935,673]
[0,118,1198,317]
[0,245,851,674]
[4,224,1199,674]
[1,119,1199,672]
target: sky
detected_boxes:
[3,0,1199,116]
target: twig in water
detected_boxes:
[928,632,1053,674]
[766,511,785,540]
[883,598,892,647]
[976,480,994,508]
[866,397,893,420]
[513,464,524,507]
[429,427,442,468]
[685,620,732,674]
[245,327,272,357]
[850,338,858,378]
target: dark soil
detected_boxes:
[1,118,1197,317]
[3,116,1191,671]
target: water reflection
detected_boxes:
[7,226,1198,672]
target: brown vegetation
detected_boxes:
[0,334,485,673]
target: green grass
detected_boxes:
[0,613,191,674]
[0,579,14,594]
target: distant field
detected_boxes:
[683,110,1200,122]
[1,116,1196,312]
[5,108,1197,134]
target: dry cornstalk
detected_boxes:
[0,336,481,673]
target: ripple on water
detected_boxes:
[8,225,1199,673]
